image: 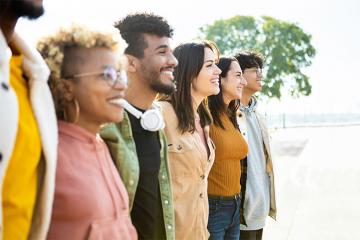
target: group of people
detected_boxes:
[0,0,276,239]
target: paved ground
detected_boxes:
[263,126,360,240]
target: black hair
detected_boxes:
[114,13,174,58]
[208,57,240,129]
[234,50,264,70]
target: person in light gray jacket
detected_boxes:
[235,51,277,240]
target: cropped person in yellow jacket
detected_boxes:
[0,1,58,239]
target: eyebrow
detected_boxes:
[155,45,170,50]
[204,59,215,64]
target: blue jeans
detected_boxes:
[207,194,241,240]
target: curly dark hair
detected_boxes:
[114,13,174,58]
[234,50,264,70]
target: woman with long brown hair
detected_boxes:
[158,41,221,239]
[207,57,248,240]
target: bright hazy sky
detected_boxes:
[17,0,360,114]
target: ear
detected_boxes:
[59,79,76,102]
[126,54,139,73]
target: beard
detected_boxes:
[11,0,44,19]
[150,78,175,95]
[141,64,175,95]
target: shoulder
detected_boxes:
[156,101,181,136]
[155,101,176,121]
[155,100,173,113]
[100,112,131,142]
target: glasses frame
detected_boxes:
[243,67,263,77]
[63,66,126,87]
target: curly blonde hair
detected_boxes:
[37,23,125,119]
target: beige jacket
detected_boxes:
[158,101,215,240]
[0,30,58,240]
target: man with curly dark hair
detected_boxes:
[100,13,178,240]
[236,51,277,240]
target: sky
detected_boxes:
[16,0,360,115]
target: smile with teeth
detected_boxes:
[211,79,219,85]
[108,98,125,108]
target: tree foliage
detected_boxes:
[199,16,316,98]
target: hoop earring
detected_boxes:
[63,99,80,124]
[73,99,80,124]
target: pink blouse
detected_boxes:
[47,121,137,240]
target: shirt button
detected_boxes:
[200,175,205,180]
[164,200,169,205]
[167,225,172,230]
[162,174,166,180]
[1,82,9,91]
[177,145,182,150]
[129,180,134,186]
[199,193,204,198]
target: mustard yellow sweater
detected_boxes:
[208,114,248,196]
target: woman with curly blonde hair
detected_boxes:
[37,24,137,239]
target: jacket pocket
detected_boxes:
[87,217,137,240]
[167,137,194,153]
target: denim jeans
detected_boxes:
[207,194,241,240]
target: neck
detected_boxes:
[240,89,254,106]
[191,91,205,114]
[125,74,157,110]
[0,11,18,43]
[75,119,100,136]
[223,94,232,107]
[65,106,100,135]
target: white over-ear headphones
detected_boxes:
[118,99,165,132]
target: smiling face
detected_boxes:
[136,34,178,94]
[221,61,247,104]
[243,67,263,94]
[64,47,126,129]
[191,47,221,100]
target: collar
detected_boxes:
[58,120,102,144]
[0,29,49,82]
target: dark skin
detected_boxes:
[0,0,43,53]
[0,0,19,53]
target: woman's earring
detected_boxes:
[73,99,80,124]
[63,99,80,124]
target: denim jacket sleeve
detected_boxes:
[100,112,176,240]
[100,113,139,210]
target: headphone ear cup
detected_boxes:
[140,109,164,131]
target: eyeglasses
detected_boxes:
[243,67,263,77]
[64,66,127,87]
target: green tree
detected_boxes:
[199,16,316,98]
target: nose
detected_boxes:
[168,53,178,67]
[214,64,222,75]
[241,75,247,86]
[113,77,127,91]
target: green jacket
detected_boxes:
[100,112,175,240]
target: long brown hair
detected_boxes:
[158,41,220,133]
[208,57,240,129]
